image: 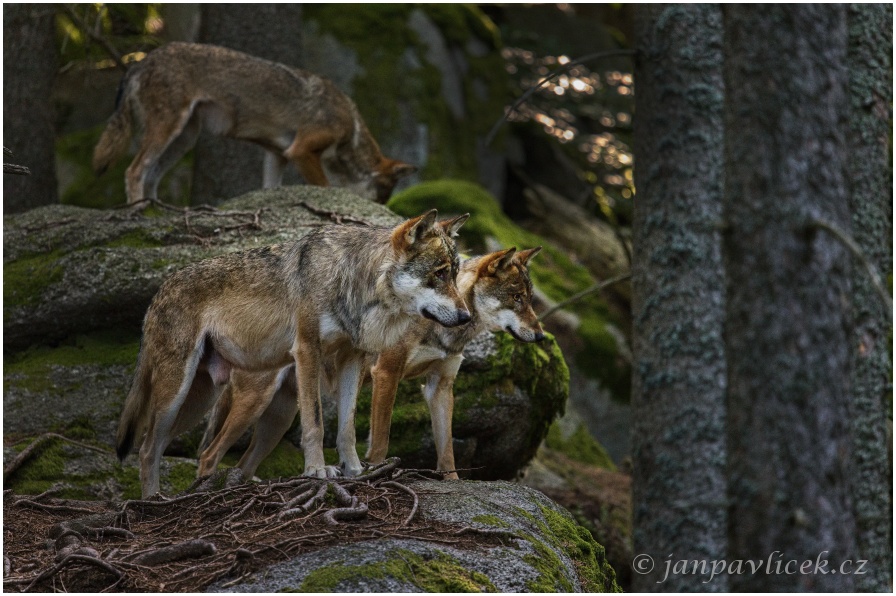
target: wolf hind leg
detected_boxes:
[236,370,299,478]
[144,111,202,200]
[263,151,287,188]
[137,353,205,497]
[197,368,284,478]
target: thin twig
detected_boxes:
[295,200,373,226]
[382,481,418,527]
[539,273,632,322]
[61,5,127,71]
[809,218,893,316]
[485,48,638,146]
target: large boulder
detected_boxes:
[209,480,620,592]
[3,471,620,592]
[4,186,568,491]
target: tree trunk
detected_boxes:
[192,4,303,205]
[846,4,893,591]
[631,5,727,590]
[3,4,58,213]
[723,5,856,591]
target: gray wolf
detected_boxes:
[93,42,416,204]
[116,209,469,497]
[196,246,544,480]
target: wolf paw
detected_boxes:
[341,460,365,478]
[303,465,342,479]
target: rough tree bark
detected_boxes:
[846,4,893,591]
[3,4,59,213]
[723,5,857,591]
[192,5,304,205]
[631,5,727,591]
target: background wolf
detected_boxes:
[116,210,469,497]
[92,42,416,204]
[196,247,545,481]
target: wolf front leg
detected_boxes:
[365,345,410,464]
[293,323,339,478]
[285,130,337,186]
[334,356,365,477]
[423,355,464,480]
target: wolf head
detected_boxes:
[335,158,416,204]
[471,247,545,342]
[373,159,417,204]
[390,210,471,327]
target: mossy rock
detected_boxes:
[3,187,403,351]
[208,480,620,592]
[301,5,509,195]
[389,179,631,399]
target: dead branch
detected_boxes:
[60,5,127,71]
[382,481,418,527]
[809,218,893,317]
[5,432,110,482]
[295,200,373,226]
[130,539,217,566]
[539,272,633,322]
[485,48,638,146]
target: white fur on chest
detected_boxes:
[358,305,414,353]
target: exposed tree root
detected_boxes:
[3,461,513,592]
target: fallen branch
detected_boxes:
[809,218,892,317]
[295,200,373,226]
[4,432,110,482]
[382,481,418,527]
[130,539,217,567]
[539,273,632,322]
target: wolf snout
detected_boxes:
[422,307,471,327]
[533,331,546,342]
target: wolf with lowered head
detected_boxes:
[93,42,416,204]
[116,209,470,497]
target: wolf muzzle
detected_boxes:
[423,307,471,327]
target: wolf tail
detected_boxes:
[93,74,135,175]
[116,350,151,462]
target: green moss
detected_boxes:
[537,504,621,592]
[5,329,140,394]
[57,123,192,209]
[5,433,124,500]
[167,461,199,493]
[4,250,65,309]
[105,229,166,249]
[255,440,305,479]
[389,180,629,396]
[512,504,620,592]
[298,549,497,592]
[471,514,511,529]
[303,6,508,182]
[545,422,617,471]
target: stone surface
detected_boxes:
[208,480,620,593]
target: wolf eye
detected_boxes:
[435,268,449,282]
[513,293,523,304]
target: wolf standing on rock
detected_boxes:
[93,42,416,204]
[196,246,546,481]
[116,210,470,497]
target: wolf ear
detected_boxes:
[392,209,438,250]
[438,213,470,238]
[515,246,542,266]
[379,159,417,181]
[479,247,517,277]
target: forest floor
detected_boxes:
[2,462,512,593]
